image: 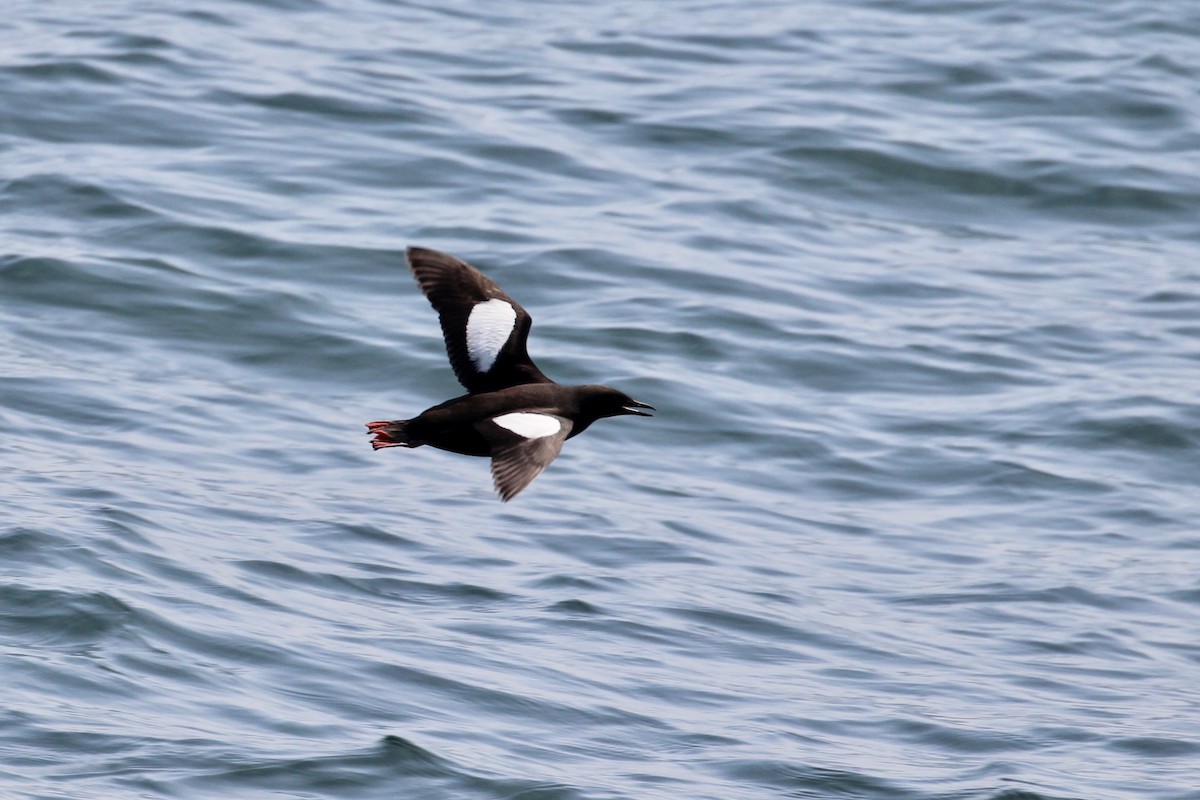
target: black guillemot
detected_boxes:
[367,247,654,501]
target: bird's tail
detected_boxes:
[366,420,414,450]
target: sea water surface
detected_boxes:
[2,1,1199,798]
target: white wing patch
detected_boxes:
[494,412,561,439]
[466,298,517,373]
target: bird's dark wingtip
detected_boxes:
[404,246,427,266]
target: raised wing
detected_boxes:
[407,247,552,394]
[475,412,573,501]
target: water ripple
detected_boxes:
[2,1,1199,798]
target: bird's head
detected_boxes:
[579,385,655,420]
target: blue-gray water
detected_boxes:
[2,2,1199,798]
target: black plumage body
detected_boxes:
[368,248,653,501]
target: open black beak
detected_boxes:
[622,400,655,417]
